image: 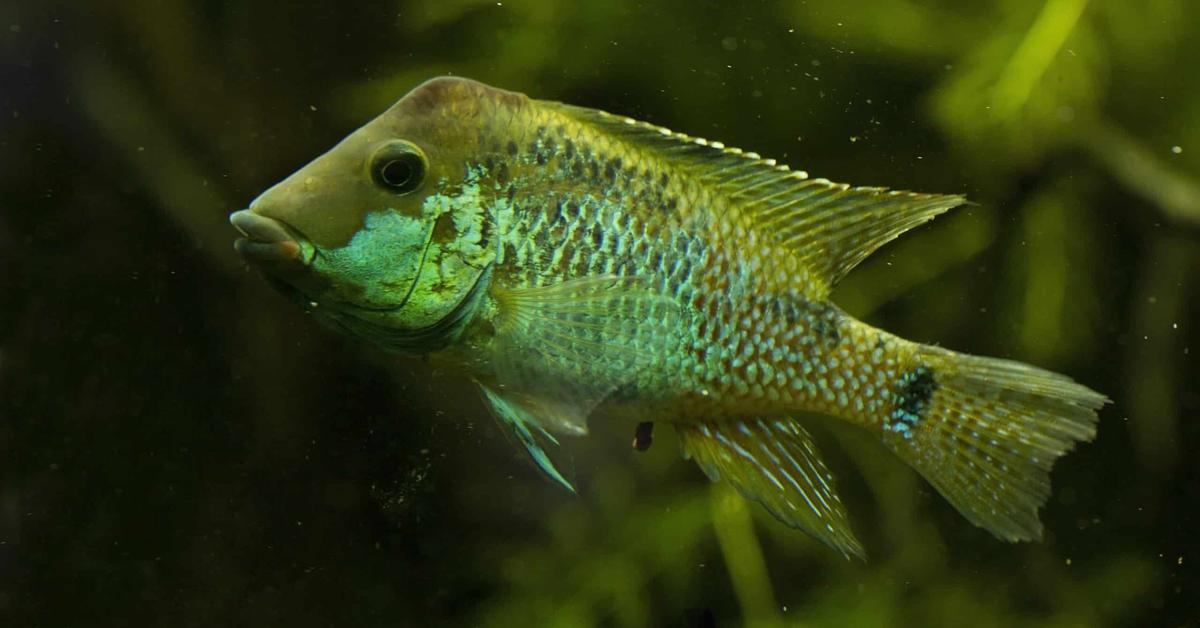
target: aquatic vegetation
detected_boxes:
[232,76,1104,560]
[3,0,1196,626]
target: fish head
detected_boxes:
[232,76,524,353]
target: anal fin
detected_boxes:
[677,418,863,559]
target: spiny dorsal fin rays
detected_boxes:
[550,103,967,290]
[676,418,864,560]
[780,189,966,285]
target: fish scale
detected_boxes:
[236,77,1107,558]
[482,110,911,430]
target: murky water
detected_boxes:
[2,1,1197,626]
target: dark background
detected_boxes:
[2,0,1198,626]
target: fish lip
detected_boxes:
[230,209,315,267]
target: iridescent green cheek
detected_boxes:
[313,209,432,310]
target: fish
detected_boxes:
[230,77,1107,559]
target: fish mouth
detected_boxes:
[230,210,315,268]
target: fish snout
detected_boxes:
[230,209,313,268]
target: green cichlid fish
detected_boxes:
[231,77,1106,558]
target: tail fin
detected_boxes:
[883,345,1107,541]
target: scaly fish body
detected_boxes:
[231,78,1106,558]
[446,101,905,422]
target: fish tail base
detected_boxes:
[882,345,1107,541]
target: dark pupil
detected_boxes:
[380,158,413,188]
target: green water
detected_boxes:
[2,0,1197,626]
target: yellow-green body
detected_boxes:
[232,77,1106,558]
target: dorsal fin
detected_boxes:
[551,103,967,291]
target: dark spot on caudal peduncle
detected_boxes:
[886,366,938,439]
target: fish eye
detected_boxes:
[370,141,427,194]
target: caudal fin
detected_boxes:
[883,346,1107,541]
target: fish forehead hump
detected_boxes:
[378,77,532,143]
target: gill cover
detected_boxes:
[243,78,528,351]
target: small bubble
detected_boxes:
[1170,145,1183,154]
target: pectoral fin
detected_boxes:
[490,274,684,429]
[677,417,863,559]
[491,274,682,367]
